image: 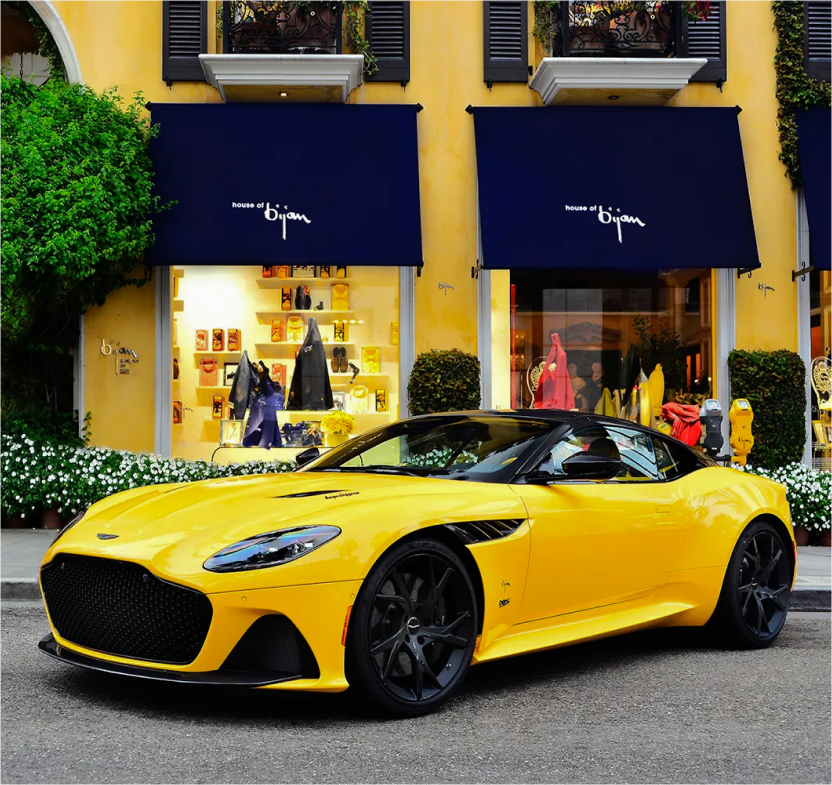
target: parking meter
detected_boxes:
[729,398,754,466]
[700,399,724,459]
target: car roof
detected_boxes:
[408,409,685,440]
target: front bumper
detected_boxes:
[40,579,362,693]
[38,634,298,686]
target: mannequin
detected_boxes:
[533,333,575,410]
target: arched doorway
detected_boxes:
[1,0,81,83]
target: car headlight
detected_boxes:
[53,508,88,544]
[203,525,341,573]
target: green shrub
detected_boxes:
[407,349,481,416]
[728,349,806,469]
[741,463,830,533]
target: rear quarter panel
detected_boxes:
[672,466,793,572]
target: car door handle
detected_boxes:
[655,505,672,514]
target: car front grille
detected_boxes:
[40,554,213,665]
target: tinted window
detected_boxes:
[653,437,700,480]
[606,426,659,481]
[541,424,659,481]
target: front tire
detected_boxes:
[709,520,793,648]
[345,538,478,717]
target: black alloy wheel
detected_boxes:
[710,520,793,648]
[346,538,477,717]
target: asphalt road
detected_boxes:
[2,605,829,785]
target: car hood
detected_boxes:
[46,471,526,591]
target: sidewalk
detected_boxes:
[2,529,830,609]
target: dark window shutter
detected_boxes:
[366,2,410,83]
[805,1,831,81]
[685,1,726,84]
[483,1,528,84]
[162,1,207,83]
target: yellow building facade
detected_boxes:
[8,1,829,461]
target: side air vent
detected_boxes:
[274,490,343,499]
[444,519,525,544]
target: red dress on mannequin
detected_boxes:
[533,333,575,410]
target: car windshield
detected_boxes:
[303,415,556,482]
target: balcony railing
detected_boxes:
[552,1,682,58]
[221,1,343,55]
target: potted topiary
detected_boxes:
[407,349,482,416]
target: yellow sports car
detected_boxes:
[38,411,796,717]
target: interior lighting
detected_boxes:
[279,92,289,97]
[608,95,620,100]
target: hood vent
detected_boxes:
[444,519,525,544]
[274,490,345,499]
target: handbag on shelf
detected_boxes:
[199,358,219,386]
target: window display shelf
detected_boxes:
[194,350,243,356]
[196,386,232,392]
[256,310,355,319]
[330,372,388,378]
[255,342,354,356]
[258,278,351,289]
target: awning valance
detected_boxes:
[797,109,831,272]
[473,106,760,271]
[147,103,423,267]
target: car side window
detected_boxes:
[653,436,699,481]
[605,426,660,481]
[539,426,610,478]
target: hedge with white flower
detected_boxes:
[739,462,831,533]
[1,434,295,521]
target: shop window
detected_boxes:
[490,268,714,431]
[171,265,400,461]
[809,268,831,469]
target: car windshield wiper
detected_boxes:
[319,465,424,477]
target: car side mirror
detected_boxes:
[561,452,621,480]
[294,447,320,468]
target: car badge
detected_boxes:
[97,533,119,540]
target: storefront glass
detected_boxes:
[172,265,400,461]
[489,269,714,425]
[809,269,831,467]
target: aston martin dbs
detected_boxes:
[38,411,796,716]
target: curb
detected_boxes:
[791,587,831,612]
[2,580,40,602]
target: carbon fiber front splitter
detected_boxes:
[38,634,300,687]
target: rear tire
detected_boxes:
[345,538,477,718]
[709,520,793,649]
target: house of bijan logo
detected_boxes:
[231,201,311,241]
[564,204,645,244]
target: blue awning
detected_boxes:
[147,103,422,267]
[473,107,760,271]
[797,109,831,272]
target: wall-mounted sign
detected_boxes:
[100,339,140,375]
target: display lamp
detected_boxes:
[729,399,754,466]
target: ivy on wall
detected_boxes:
[771,1,831,189]
[4,1,66,81]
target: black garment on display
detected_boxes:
[621,344,641,409]
[229,350,256,420]
[243,371,284,449]
[286,318,333,411]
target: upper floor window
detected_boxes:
[537,1,726,84]
[366,1,411,83]
[483,1,529,84]
[805,0,831,81]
